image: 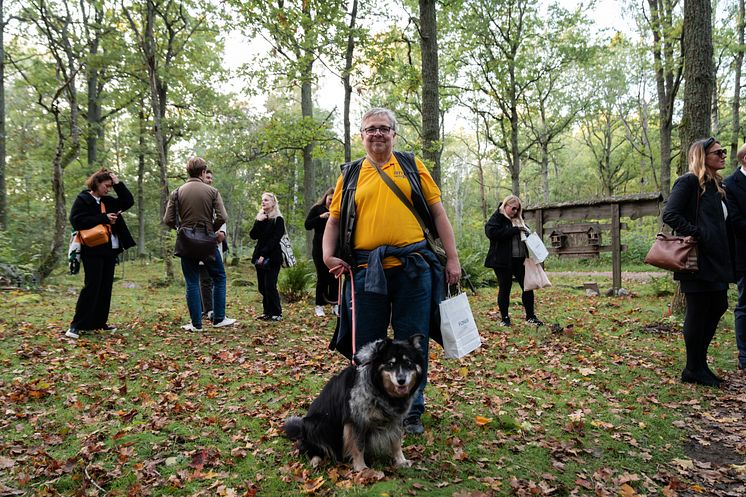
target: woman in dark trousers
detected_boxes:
[484,194,543,327]
[305,187,339,317]
[663,137,735,387]
[67,169,135,339]
[250,192,285,321]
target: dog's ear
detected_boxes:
[408,334,425,352]
[354,339,386,366]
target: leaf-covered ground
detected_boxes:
[1,260,745,496]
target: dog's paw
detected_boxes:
[310,456,322,468]
[352,462,369,472]
[395,457,412,468]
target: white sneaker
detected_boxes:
[181,323,203,332]
[331,304,339,316]
[213,317,237,328]
[314,305,325,317]
[65,328,79,339]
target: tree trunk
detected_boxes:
[0,0,5,230]
[301,59,315,256]
[143,1,173,281]
[679,0,714,172]
[420,0,441,186]
[137,105,146,257]
[731,0,745,167]
[342,0,358,163]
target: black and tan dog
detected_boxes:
[283,335,424,471]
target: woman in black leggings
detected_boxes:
[484,194,543,327]
[663,137,734,387]
[305,187,339,317]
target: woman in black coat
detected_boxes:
[484,194,543,327]
[305,187,339,317]
[250,192,285,321]
[67,169,135,339]
[662,137,735,387]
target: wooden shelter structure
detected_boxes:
[522,192,663,293]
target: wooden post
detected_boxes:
[611,203,621,292]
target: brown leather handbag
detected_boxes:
[78,202,111,247]
[644,233,698,272]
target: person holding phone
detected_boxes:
[66,168,135,339]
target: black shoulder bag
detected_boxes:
[173,187,217,261]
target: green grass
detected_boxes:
[0,258,738,496]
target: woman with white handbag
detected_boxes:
[484,194,544,327]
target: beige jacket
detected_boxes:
[163,178,227,232]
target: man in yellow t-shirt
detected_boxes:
[322,108,461,435]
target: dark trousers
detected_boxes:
[199,264,213,314]
[312,253,338,305]
[257,264,282,317]
[683,290,729,372]
[71,254,117,330]
[493,257,535,319]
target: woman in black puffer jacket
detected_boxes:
[663,137,735,388]
[484,194,543,327]
[67,169,135,339]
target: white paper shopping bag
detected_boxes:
[439,292,481,359]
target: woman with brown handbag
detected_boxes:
[662,137,735,387]
[66,169,135,339]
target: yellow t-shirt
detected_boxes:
[329,155,441,268]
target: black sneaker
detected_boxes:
[403,416,424,435]
[101,324,118,332]
[526,316,544,326]
[256,315,270,321]
[498,317,511,327]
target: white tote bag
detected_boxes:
[439,291,481,359]
[523,258,552,291]
[523,232,549,263]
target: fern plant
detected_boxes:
[278,258,315,303]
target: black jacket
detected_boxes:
[662,173,734,284]
[724,168,746,273]
[70,182,136,256]
[304,204,328,258]
[250,216,285,268]
[484,208,523,269]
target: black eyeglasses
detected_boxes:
[708,149,727,158]
[362,126,393,136]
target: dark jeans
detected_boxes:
[312,252,338,305]
[683,290,729,372]
[493,257,535,319]
[257,264,282,317]
[181,248,226,328]
[350,264,432,419]
[199,264,213,314]
[735,273,746,368]
[71,254,117,330]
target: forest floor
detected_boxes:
[0,260,745,496]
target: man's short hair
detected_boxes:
[206,169,213,175]
[361,108,397,132]
[187,157,207,178]
[737,143,746,164]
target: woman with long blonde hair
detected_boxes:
[250,192,285,321]
[484,194,543,327]
[663,137,735,387]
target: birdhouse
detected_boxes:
[586,226,601,246]
[549,230,566,249]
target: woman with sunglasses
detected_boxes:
[484,194,544,327]
[250,192,285,321]
[663,137,735,387]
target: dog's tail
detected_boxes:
[282,416,304,441]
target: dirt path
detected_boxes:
[547,271,664,283]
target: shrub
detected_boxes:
[278,259,315,303]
